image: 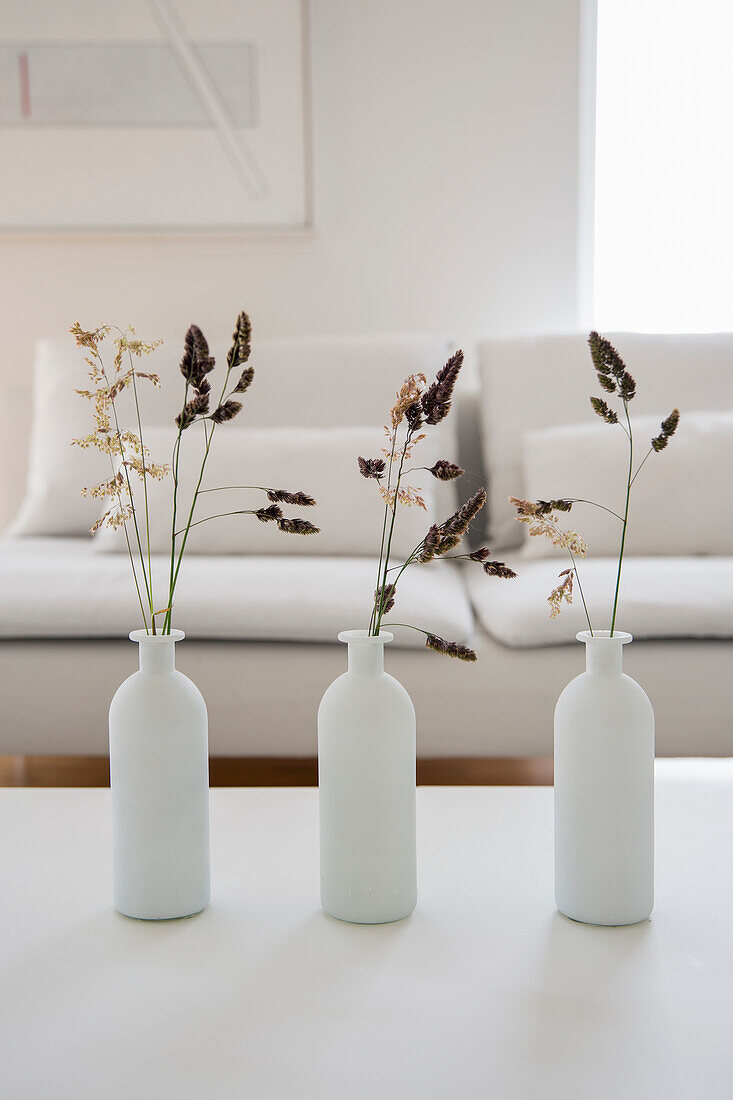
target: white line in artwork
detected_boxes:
[145,0,269,200]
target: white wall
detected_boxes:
[0,0,586,518]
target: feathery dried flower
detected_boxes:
[651,408,680,452]
[509,497,573,517]
[266,489,316,506]
[521,514,587,555]
[510,498,587,555]
[548,568,574,618]
[425,633,477,661]
[378,484,426,510]
[375,582,396,615]
[428,459,465,481]
[420,350,463,425]
[255,504,283,523]
[590,396,619,424]
[390,374,427,430]
[277,517,320,535]
[358,456,387,480]
[210,399,242,423]
[71,322,110,352]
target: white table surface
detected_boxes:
[1,778,732,1100]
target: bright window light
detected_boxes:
[594,0,733,331]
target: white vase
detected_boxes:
[109,629,210,920]
[318,630,417,924]
[554,630,654,926]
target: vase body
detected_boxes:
[318,630,417,923]
[109,630,210,920]
[554,631,654,926]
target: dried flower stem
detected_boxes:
[164,398,222,632]
[610,400,633,637]
[120,331,158,631]
[175,509,261,534]
[372,426,413,634]
[96,342,155,630]
[369,432,399,635]
[563,498,625,523]
[545,513,593,634]
[384,623,477,662]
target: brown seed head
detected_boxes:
[358,456,387,480]
[425,633,477,661]
[276,517,320,535]
[266,489,316,506]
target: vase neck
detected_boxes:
[130,629,184,674]
[579,630,632,677]
[347,641,384,675]
[139,641,176,674]
[338,629,392,675]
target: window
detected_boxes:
[593,0,733,331]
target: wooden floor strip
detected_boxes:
[0,755,554,788]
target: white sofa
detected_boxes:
[0,332,731,759]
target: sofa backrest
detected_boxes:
[8,332,460,538]
[478,332,733,549]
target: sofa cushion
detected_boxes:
[0,538,474,647]
[521,410,733,558]
[478,332,733,549]
[11,333,458,538]
[466,555,733,647]
[92,425,438,558]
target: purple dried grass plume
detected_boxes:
[420,350,463,425]
[267,489,316,506]
[425,634,477,662]
[417,524,441,563]
[255,504,282,523]
[233,367,254,395]
[358,456,387,480]
[227,312,252,369]
[468,546,516,578]
[651,408,680,452]
[175,392,210,430]
[405,402,424,431]
[588,331,636,403]
[590,396,618,424]
[375,582,396,615]
[277,517,320,535]
[179,325,215,391]
[435,487,486,551]
[210,399,242,424]
[429,459,465,482]
[483,560,517,579]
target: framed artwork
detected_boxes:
[0,0,311,231]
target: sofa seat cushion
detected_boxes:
[0,538,473,647]
[467,555,733,648]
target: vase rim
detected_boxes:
[338,629,393,645]
[130,629,185,644]
[577,629,632,645]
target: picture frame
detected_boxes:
[0,0,312,233]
